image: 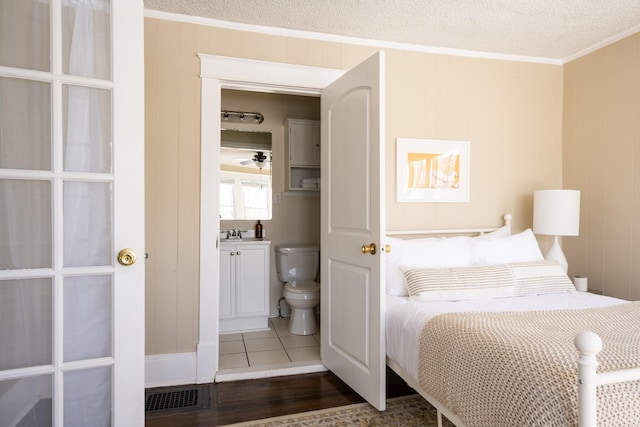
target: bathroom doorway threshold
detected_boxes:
[215,362,327,382]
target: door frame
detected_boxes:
[197,55,343,382]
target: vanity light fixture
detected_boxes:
[221,110,264,124]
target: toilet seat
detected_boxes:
[284,280,319,294]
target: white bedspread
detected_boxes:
[385,292,627,381]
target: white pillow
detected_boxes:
[385,235,472,296]
[476,225,511,239]
[385,236,408,296]
[401,264,516,301]
[402,236,472,268]
[470,228,543,266]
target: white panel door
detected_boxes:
[0,1,144,425]
[320,52,386,410]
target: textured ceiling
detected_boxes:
[144,0,640,61]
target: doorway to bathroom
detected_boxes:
[216,89,323,380]
[199,52,386,410]
[198,55,342,384]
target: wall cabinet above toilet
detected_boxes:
[219,240,270,333]
[285,118,320,191]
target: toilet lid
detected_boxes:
[285,280,319,293]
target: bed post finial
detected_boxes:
[503,214,512,234]
[574,331,602,427]
[575,330,602,356]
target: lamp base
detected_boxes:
[544,235,568,273]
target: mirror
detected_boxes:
[220,129,272,220]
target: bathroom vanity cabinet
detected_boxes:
[285,118,320,191]
[219,240,270,333]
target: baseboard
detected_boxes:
[145,352,327,387]
[145,352,197,388]
[215,362,327,382]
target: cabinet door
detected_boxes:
[289,120,320,166]
[219,248,235,318]
[236,246,269,317]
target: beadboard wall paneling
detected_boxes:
[385,51,563,231]
[563,33,640,300]
[144,17,564,355]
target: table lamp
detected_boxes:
[533,189,580,272]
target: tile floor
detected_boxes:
[219,317,321,370]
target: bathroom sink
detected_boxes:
[221,237,268,243]
[220,229,268,243]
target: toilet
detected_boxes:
[275,245,320,335]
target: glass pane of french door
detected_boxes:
[0,1,119,426]
[0,77,51,170]
[0,278,53,371]
[0,180,52,269]
[0,0,50,72]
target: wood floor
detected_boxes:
[145,367,416,426]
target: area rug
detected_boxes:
[222,394,455,426]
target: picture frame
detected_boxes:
[396,138,470,203]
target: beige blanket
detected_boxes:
[418,301,640,427]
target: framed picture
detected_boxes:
[396,138,470,203]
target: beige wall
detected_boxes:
[563,33,640,300]
[144,17,564,355]
[385,53,563,231]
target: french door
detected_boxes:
[0,1,144,425]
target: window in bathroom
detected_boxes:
[219,172,271,220]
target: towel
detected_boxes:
[300,177,320,189]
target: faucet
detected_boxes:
[225,229,242,239]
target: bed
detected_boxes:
[384,215,640,427]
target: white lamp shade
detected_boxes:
[533,189,580,236]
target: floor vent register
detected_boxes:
[145,384,209,413]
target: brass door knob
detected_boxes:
[361,243,377,255]
[117,248,137,266]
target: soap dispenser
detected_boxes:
[255,220,263,238]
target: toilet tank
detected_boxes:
[276,245,319,282]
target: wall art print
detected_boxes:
[396,138,470,203]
